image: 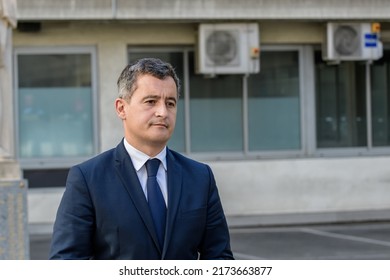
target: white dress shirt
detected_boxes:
[123,138,168,206]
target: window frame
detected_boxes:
[14,46,99,169]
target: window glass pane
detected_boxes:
[18,54,94,158]
[315,51,367,148]
[371,49,390,147]
[248,51,301,151]
[128,52,185,152]
[189,52,243,152]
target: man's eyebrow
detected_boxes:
[142,95,161,100]
[142,95,177,102]
[167,96,177,103]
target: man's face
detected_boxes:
[116,74,178,155]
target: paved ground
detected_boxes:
[30,221,390,260]
[230,222,390,260]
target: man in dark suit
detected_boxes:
[49,58,234,260]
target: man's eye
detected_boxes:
[167,101,176,108]
[146,99,156,104]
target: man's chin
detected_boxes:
[148,135,171,146]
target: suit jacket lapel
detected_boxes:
[162,149,182,258]
[113,141,162,253]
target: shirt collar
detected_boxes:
[123,138,167,172]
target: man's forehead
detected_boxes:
[136,75,178,95]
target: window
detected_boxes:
[315,49,390,151]
[248,51,301,151]
[315,52,367,148]
[188,52,243,152]
[16,48,97,164]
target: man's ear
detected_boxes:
[115,98,126,120]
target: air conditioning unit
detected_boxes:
[322,22,383,61]
[197,23,260,75]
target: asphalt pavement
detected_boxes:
[29,221,390,260]
[229,222,390,260]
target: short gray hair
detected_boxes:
[117,57,181,100]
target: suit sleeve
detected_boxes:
[49,166,95,259]
[199,165,234,260]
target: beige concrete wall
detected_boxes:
[13,22,197,45]
[13,21,323,45]
[209,157,390,216]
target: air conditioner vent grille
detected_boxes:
[334,25,360,56]
[197,23,260,75]
[206,31,238,66]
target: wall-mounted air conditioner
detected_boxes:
[322,22,383,61]
[197,23,260,75]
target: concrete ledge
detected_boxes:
[227,209,390,228]
[17,0,390,21]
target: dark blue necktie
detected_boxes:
[145,158,166,248]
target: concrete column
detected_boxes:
[0,0,29,260]
[0,0,20,179]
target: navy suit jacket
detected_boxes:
[49,141,233,260]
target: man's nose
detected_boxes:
[155,102,168,117]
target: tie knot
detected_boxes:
[146,158,160,177]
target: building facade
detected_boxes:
[11,0,390,229]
